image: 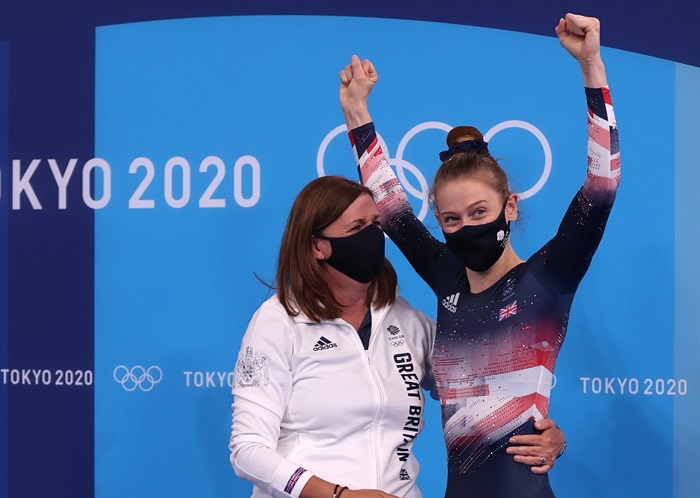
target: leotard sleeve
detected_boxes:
[348,123,451,293]
[533,86,621,293]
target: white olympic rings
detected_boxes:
[483,120,552,200]
[317,120,552,220]
[113,365,163,392]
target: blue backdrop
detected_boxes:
[1,2,699,497]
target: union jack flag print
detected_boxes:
[499,300,518,321]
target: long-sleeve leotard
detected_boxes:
[348,87,619,498]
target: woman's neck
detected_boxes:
[326,269,370,330]
[466,246,523,294]
[336,291,370,331]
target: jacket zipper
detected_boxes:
[363,329,385,490]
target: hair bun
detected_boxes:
[446,126,484,147]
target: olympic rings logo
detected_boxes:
[113,365,163,392]
[317,121,552,221]
[391,339,405,347]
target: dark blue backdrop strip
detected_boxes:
[4,1,697,66]
[3,6,95,498]
[83,0,700,68]
[0,1,697,496]
[1,40,9,498]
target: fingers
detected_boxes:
[345,63,353,82]
[361,57,371,73]
[534,417,556,431]
[507,437,549,455]
[361,58,377,80]
[512,453,549,466]
[339,67,350,86]
[508,434,540,446]
[509,450,555,472]
[531,463,553,475]
[508,441,559,469]
[554,18,567,39]
[352,55,378,82]
[350,54,365,77]
[340,55,377,86]
[507,419,565,474]
[561,13,586,37]
[508,434,557,456]
[564,13,600,35]
[557,13,601,43]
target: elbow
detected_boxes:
[232,460,247,480]
[228,435,247,473]
[228,437,263,479]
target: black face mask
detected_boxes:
[442,203,511,272]
[316,224,386,283]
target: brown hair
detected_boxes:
[430,126,510,209]
[276,175,398,321]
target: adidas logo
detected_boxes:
[441,292,460,313]
[399,469,411,481]
[387,325,400,336]
[312,336,338,351]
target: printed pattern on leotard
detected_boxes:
[349,87,619,497]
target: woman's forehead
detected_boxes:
[339,193,379,220]
[436,176,501,200]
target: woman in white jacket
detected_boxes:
[229,175,564,498]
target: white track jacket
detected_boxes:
[229,294,436,498]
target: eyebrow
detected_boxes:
[440,200,489,216]
[345,213,380,226]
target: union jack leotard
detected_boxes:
[348,87,620,497]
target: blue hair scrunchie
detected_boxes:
[439,138,489,162]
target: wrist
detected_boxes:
[579,57,607,88]
[341,101,372,129]
[557,440,567,459]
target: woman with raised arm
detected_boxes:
[339,13,619,498]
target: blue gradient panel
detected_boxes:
[2,7,96,496]
[674,63,700,498]
[0,41,9,498]
[95,16,676,498]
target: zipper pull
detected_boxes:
[365,351,372,364]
